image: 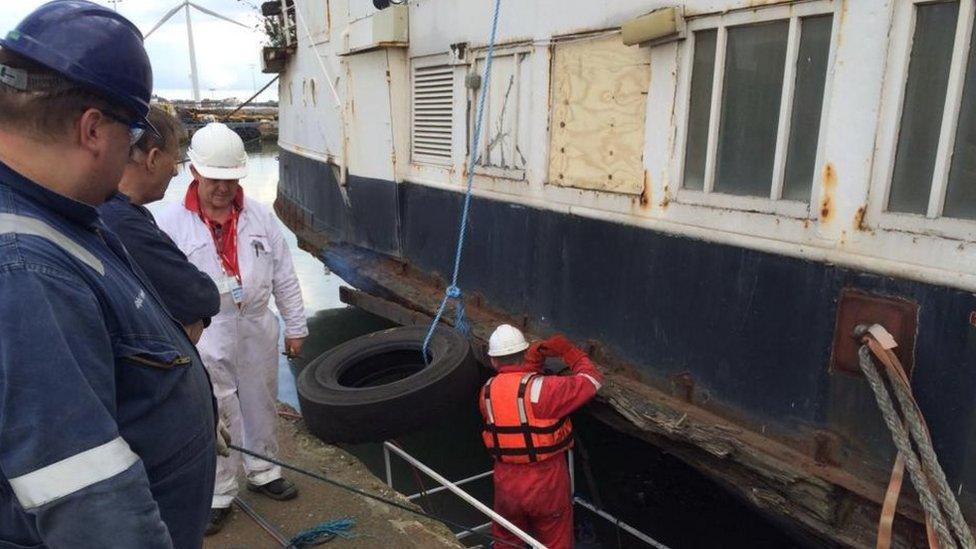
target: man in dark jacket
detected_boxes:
[99,105,220,342]
[0,3,216,547]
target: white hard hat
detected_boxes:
[487,324,530,357]
[187,122,248,180]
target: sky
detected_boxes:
[1,0,278,102]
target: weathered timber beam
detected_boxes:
[339,286,432,327]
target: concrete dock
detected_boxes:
[204,405,462,549]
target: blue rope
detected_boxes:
[422,0,502,359]
[289,517,357,547]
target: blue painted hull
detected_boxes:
[277,148,976,544]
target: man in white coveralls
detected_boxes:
[157,122,308,534]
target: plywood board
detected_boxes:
[549,34,651,194]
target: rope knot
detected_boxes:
[446,285,461,299]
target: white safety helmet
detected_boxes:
[187,122,248,180]
[487,324,530,357]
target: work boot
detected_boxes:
[205,507,232,536]
[247,477,298,501]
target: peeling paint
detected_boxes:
[686,0,793,18]
[819,163,837,222]
[659,184,670,210]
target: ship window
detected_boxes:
[887,0,976,222]
[889,2,959,216]
[679,11,833,210]
[470,49,531,179]
[714,20,790,197]
[868,0,976,238]
[783,15,832,201]
[683,30,716,191]
[946,4,976,220]
[411,63,454,165]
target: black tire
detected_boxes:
[297,325,480,443]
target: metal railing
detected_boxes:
[382,441,670,549]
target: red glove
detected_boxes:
[541,334,588,367]
[539,335,574,357]
[524,342,545,368]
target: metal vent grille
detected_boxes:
[412,65,454,163]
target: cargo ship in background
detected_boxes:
[261,1,976,546]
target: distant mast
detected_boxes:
[144,2,250,105]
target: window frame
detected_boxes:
[673,1,838,219]
[467,45,533,181]
[869,0,976,240]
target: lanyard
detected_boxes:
[202,208,240,280]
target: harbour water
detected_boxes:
[153,142,796,548]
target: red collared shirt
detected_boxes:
[184,180,244,279]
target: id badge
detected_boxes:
[216,275,243,304]
[230,282,244,305]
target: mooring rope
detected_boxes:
[857,336,975,549]
[857,346,956,548]
[421,0,503,360]
[881,357,975,548]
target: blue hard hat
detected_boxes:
[1,0,153,125]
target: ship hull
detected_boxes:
[276,148,976,547]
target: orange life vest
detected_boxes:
[480,371,574,464]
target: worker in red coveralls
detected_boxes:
[478,324,604,549]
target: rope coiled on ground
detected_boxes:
[288,517,356,548]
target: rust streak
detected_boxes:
[659,184,670,210]
[854,205,867,231]
[640,171,651,209]
[819,163,837,222]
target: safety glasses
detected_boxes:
[102,109,147,146]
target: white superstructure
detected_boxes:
[275,0,976,291]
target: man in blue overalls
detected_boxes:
[0,2,217,547]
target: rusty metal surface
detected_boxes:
[830,289,919,377]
